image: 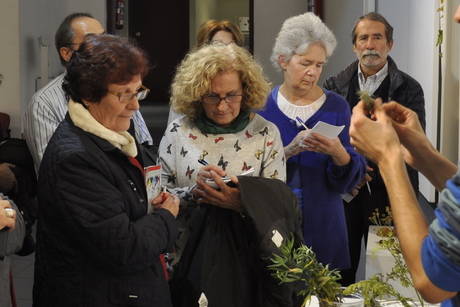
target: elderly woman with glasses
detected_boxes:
[159,44,298,307]
[33,34,179,307]
[258,13,366,272]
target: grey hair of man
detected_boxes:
[55,12,94,66]
[351,12,394,44]
[271,12,337,71]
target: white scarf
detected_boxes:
[68,100,138,157]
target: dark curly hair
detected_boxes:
[63,34,149,104]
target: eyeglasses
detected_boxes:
[202,94,243,105]
[108,85,150,102]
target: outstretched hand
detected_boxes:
[382,102,429,169]
[350,99,402,165]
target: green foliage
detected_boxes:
[365,209,425,306]
[268,237,342,307]
[270,207,426,306]
[343,275,412,307]
[357,90,375,112]
[369,207,393,226]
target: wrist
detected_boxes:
[378,147,405,179]
[332,146,350,166]
[284,143,299,159]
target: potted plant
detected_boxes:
[269,208,426,307]
[268,237,361,307]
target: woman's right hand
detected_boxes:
[196,165,227,182]
[284,130,311,159]
[151,192,179,218]
[0,200,16,230]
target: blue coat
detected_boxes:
[258,87,366,269]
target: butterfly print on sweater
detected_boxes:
[214,136,224,143]
[185,166,195,179]
[167,173,176,184]
[234,140,242,152]
[170,123,180,132]
[180,147,188,157]
[218,155,229,171]
[270,170,278,179]
[199,150,209,161]
[242,161,252,171]
[259,127,268,136]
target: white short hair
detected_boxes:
[271,12,337,71]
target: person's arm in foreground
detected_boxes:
[349,100,457,303]
[381,101,457,191]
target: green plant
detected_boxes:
[343,275,411,307]
[269,209,426,307]
[268,237,342,307]
[369,208,425,306]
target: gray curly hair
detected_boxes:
[271,12,337,71]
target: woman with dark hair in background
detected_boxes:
[196,19,244,47]
[33,34,179,307]
[167,19,245,125]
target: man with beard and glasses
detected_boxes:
[324,12,426,285]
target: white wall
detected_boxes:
[321,0,364,84]
[379,0,439,202]
[253,0,307,85]
[441,0,460,164]
[0,0,21,137]
[17,0,106,137]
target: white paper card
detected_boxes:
[271,229,284,248]
[307,121,345,139]
[341,193,355,203]
[198,292,208,307]
[145,165,161,214]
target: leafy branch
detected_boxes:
[268,237,342,307]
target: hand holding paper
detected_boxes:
[301,121,350,166]
[303,121,345,139]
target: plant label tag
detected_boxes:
[271,229,283,248]
[198,292,208,307]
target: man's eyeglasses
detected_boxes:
[108,85,150,103]
[202,94,243,105]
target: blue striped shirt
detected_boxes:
[24,73,153,172]
[422,171,460,306]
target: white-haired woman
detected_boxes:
[259,12,366,271]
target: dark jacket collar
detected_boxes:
[333,56,405,99]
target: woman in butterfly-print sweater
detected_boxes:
[158,44,288,307]
[159,43,286,203]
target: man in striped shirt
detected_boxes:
[24,13,153,173]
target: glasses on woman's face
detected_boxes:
[202,93,243,105]
[108,85,150,103]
